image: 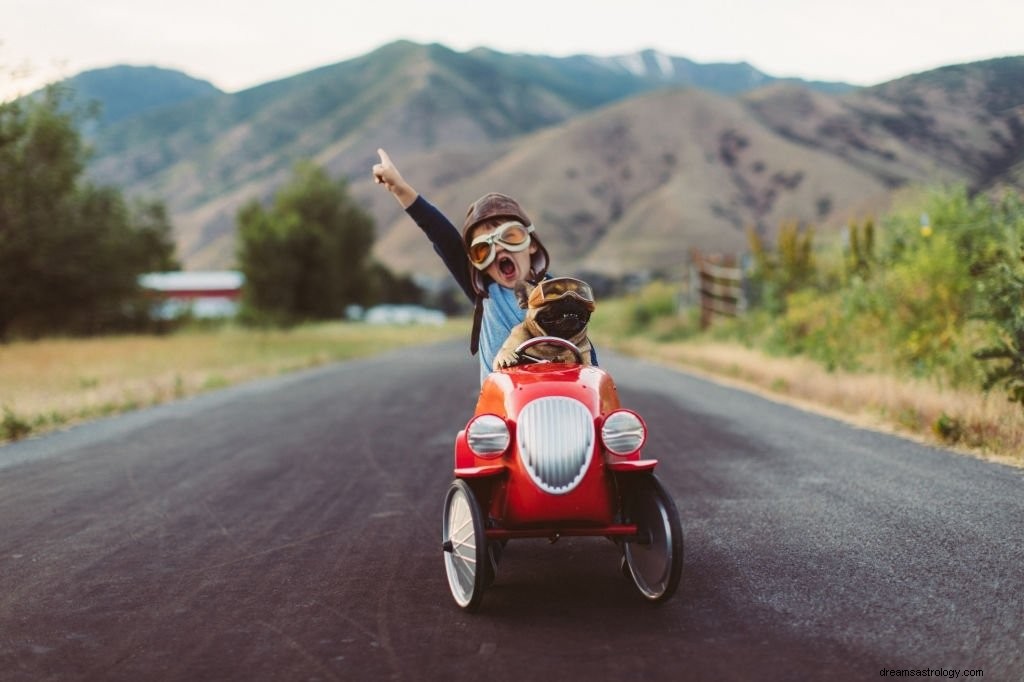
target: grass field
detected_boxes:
[3,311,1020,467]
[0,321,464,442]
[605,336,1023,466]
[588,292,1023,467]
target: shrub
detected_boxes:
[626,281,680,333]
[972,244,1024,408]
[2,407,32,441]
[747,222,815,314]
[771,289,858,371]
[876,233,973,377]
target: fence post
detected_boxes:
[692,249,745,329]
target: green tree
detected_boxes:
[0,85,179,338]
[236,161,376,325]
[127,199,181,273]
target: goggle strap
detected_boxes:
[470,297,483,355]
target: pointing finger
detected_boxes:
[377,148,392,167]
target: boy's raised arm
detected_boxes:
[373,148,418,209]
[371,147,475,302]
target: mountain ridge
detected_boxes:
[50,43,1024,279]
[42,65,221,127]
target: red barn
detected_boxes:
[139,271,244,319]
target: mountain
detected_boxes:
[587,49,852,95]
[77,43,1024,279]
[373,88,893,278]
[374,57,1024,278]
[745,56,1024,190]
[51,65,221,126]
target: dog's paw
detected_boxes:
[493,350,519,370]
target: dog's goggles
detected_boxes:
[468,221,534,270]
[528,277,596,311]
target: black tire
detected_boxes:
[442,480,487,611]
[622,475,683,602]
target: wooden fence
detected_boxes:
[691,250,745,329]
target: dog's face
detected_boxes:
[533,297,591,339]
[516,281,592,340]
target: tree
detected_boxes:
[0,84,179,338]
[236,161,376,325]
[127,199,181,273]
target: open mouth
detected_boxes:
[497,255,516,278]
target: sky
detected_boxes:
[3,0,1023,101]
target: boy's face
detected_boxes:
[469,222,538,289]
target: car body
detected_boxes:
[442,337,683,610]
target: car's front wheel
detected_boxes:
[622,475,683,602]
[442,479,487,611]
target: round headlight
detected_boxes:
[601,410,646,456]
[466,414,510,457]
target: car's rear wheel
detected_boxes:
[442,480,487,611]
[622,475,683,602]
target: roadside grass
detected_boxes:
[590,293,1024,468]
[0,321,464,443]
[5,293,1021,468]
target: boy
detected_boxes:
[372,148,595,382]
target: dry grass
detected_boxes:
[608,337,1024,468]
[0,321,463,442]
[5,318,1020,468]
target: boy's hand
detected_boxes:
[373,148,418,208]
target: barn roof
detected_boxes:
[139,271,244,292]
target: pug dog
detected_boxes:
[493,277,596,369]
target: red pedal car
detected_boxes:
[442,337,683,610]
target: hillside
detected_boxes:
[371,88,892,278]
[87,40,649,266]
[371,57,1024,278]
[78,45,1024,278]
[746,56,1024,189]
[51,65,221,126]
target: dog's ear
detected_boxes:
[514,281,534,309]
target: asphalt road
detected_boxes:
[2,340,1022,681]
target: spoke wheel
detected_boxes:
[623,475,683,602]
[442,480,487,611]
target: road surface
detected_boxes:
[2,340,1021,680]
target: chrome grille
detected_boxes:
[517,397,594,494]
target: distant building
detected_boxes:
[139,271,244,319]
[361,304,446,326]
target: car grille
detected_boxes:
[517,397,595,494]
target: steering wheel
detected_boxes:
[513,336,585,365]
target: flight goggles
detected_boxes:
[468,221,535,270]
[527,277,596,311]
